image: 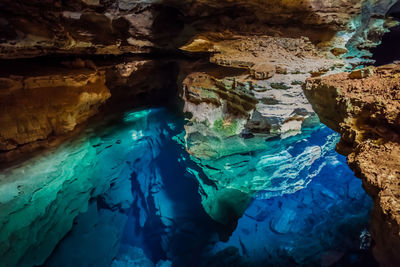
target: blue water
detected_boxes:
[0,108,374,267]
[207,128,374,266]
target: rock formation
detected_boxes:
[0,0,396,59]
[305,63,400,266]
[0,0,396,161]
[0,67,110,155]
[0,109,178,266]
[178,34,339,224]
[0,57,179,163]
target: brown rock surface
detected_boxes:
[181,35,339,75]
[0,57,180,164]
[0,69,110,151]
[349,141,400,267]
[0,0,396,58]
[304,63,400,266]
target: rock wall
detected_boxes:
[0,66,110,161]
[0,57,179,163]
[304,63,400,266]
[0,0,396,163]
[176,28,356,224]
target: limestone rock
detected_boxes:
[0,69,110,151]
[348,141,400,267]
[348,67,374,79]
[0,0,396,58]
[250,63,275,80]
[182,35,337,75]
[304,63,400,266]
[178,35,335,225]
[0,58,180,163]
[330,47,348,56]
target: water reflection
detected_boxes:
[0,108,374,267]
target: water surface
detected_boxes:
[0,108,374,267]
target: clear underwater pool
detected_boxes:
[0,108,375,267]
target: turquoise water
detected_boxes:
[0,108,374,266]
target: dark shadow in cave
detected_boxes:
[371,1,400,66]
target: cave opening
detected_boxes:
[372,1,400,65]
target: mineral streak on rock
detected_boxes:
[304,63,400,266]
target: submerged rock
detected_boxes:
[0,109,167,266]
[0,108,375,267]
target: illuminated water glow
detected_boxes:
[0,108,374,267]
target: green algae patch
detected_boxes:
[213,118,238,136]
[270,82,291,90]
[291,80,304,86]
[260,97,279,105]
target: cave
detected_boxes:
[0,1,400,267]
[372,1,400,65]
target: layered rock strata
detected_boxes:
[0,0,396,59]
[304,63,400,266]
[0,0,397,162]
[0,58,179,163]
[0,67,110,159]
[177,34,343,224]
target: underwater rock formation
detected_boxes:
[304,63,400,266]
[178,33,340,224]
[208,128,373,266]
[0,108,374,267]
[0,109,175,266]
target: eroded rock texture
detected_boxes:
[0,57,179,163]
[178,35,334,223]
[0,0,396,161]
[0,0,396,58]
[305,63,400,266]
[0,67,110,160]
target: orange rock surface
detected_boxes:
[0,69,110,151]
